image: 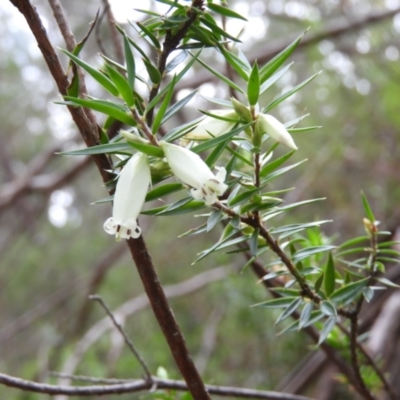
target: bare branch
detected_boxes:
[47,0,76,51]
[0,373,316,399]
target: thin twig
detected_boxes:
[47,0,75,51]
[337,321,397,400]
[176,6,400,92]
[47,0,99,126]
[0,372,316,400]
[58,267,228,385]
[145,0,205,126]
[89,294,152,381]
[101,0,124,63]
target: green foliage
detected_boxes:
[4,1,400,399]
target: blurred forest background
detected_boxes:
[1,0,400,399]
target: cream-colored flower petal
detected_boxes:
[258,114,298,150]
[160,142,228,205]
[184,110,238,140]
[104,152,150,240]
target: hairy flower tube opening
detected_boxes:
[104,152,150,240]
[160,142,228,205]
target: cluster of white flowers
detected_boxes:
[104,142,228,240]
[104,110,296,240]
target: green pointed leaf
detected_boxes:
[142,199,205,216]
[228,187,260,207]
[376,277,400,288]
[207,3,247,20]
[361,191,375,222]
[201,94,233,108]
[200,16,240,42]
[194,228,240,264]
[315,273,324,293]
[299,302,313,330]
[61,142,133,156]
[127,141,164,157]
[207,210,223,232]
[146,51,201,115]
[293,245,336,263]
[320,300,337,316]
[205,138,229,168]
[123,33,136,89]
[263,72,320,113]
[165,50,188,73]
[225,145,253,166]
[115,25,149,61]
[336,247,367,258]
[318,316,337,345]
[145,183,183,202]
[188,25,217,46]
[67,66,80,97]
[162,90,197,124]
[249,229,259,256]
[136,22,161,49]
[330,278,369,304]
[338,236,369,249]
[217,45,249,81]
[363,287,375,302]
[152,75,177,134]
[260,63,293,95]
[163,116,204,143]
[194,53,245,94]
[275,298,303,325]
[61,97,136,126]
[271,220,331,235]
[260,150,295,177]
[247,62,260,106]
[61,49,119,96]
[105,64,135,107]
[260,270,289,281]
[277,197,325,212]
[259,30,307,84]
[262,159,307,183]
[288,126,321,133]
[252,296,298,309]
[155,0,184,9]
[191,123,251,154]
[143,58,162,84]
[324,253,335,297]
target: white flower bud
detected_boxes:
[184,110,239,140]
[257,114,298,150]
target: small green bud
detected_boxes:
[231,97,253,123]
[121,130,149,144]
[253,117,263,148]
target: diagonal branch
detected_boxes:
[8,2,210,398]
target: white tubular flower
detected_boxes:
[104,152,150,241]
[184,110,238,140]
[257,113,298,150]
[160,142,228,205]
